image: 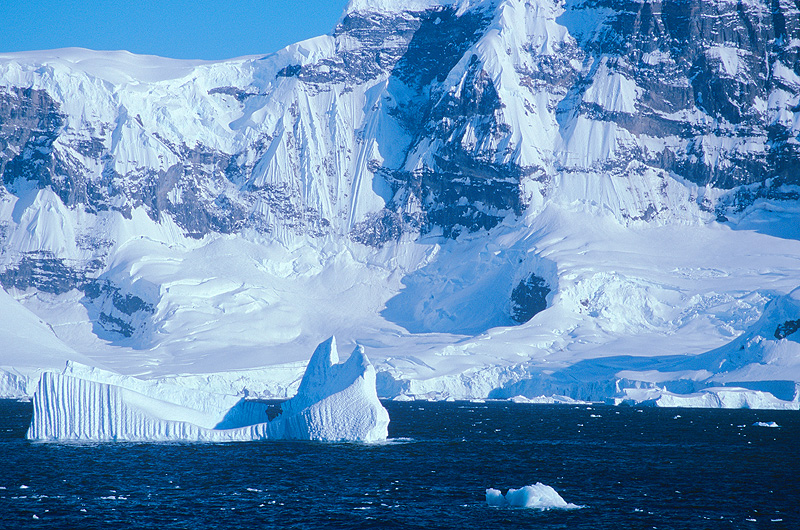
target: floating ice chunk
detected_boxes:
[485,483,582,510]
[278,337,390,442]
[617,387,800,410]
[753,421,780,428]
[509,395,590,405]
[27,337,389,443]
[485,488,505,507]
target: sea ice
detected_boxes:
[485,488,506,507]
[752,421,780,428]
[485,483,581,510]
[509,395,590,405]
[616,387,800,410]
[27,337,389,442]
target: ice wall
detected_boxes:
[279,337,390,442]
[27,337,389,442]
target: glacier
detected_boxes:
[1,0,800,409]
[27,337,390,442]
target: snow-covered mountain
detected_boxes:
[1,0,799,406]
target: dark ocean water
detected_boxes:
[0,400,798,529]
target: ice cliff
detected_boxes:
[27,337,390,442]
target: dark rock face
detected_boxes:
[350,209,403,247]
[208,86,258,102]
[359,7,523,238]
[83,280,154,338]
[775,318,800,339]
[0,0,798,250]
[402,52,527,238]
[299,12,416,86]
[301,6,513,238]
[510,274,551,323]
[0,251,153,338]
[0,0,797,345]
[119,147,250,238]
[390,9,494,90]
[0,0,800,244]
[0,87,65,193]
[0,84,260,237]
[0,251,85,296]
[558,0,800,189]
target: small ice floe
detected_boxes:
[752,421,780,428]
[486,483,582,510]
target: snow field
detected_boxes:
[0,0,799,409]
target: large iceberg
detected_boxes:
[27,337,389,442]
[613,386,800,410]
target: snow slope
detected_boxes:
[1,0,799,408]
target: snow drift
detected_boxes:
[27,337,389,442]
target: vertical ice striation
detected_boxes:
[27,337,389,442]
[27,368,279,442]
[279,337,390,441]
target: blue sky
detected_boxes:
[0,1,349,60]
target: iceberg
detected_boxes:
[27,337,390,442]
[615,386,800,410]
[486,483,582,510]
[753,421,780,428]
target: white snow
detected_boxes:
[276,337,390,441]
[26,337,389,442]
[0,48,219,84]
[3,200,800,409]
[0,0,798,411]
[345,0,486,15]
[582,60,640,113]
[617,387,800,410]
[706,46,744,78]
[773,61,800,88]
[509,395,589,405]
[486,483,582,509]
